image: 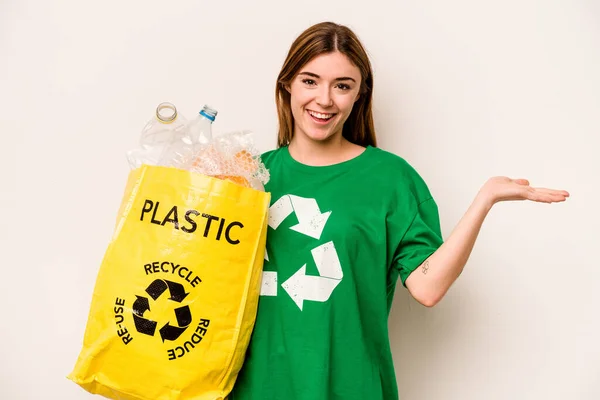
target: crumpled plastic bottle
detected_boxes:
[126,102,189,169]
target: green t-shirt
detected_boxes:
[230,145,444,400]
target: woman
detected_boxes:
[230,22,569,400]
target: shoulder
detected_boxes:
[259,147,284,168]
[369,147,414,170]
[368,147,434,203]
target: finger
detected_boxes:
[530,192,568,203]
[533,187,570,197]
[520,187,560,202]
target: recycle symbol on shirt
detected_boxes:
[260,194,343,311]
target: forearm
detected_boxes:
[406,193,493,306]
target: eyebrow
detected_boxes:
[298,71,356,82]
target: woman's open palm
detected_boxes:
[480,177,570,205]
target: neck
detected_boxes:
[288,132,362,167]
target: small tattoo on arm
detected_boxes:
[422,260,430,275]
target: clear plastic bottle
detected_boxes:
[141,102,188,146]
[187,105,218,145]
[127,102,188,169]
[158,105,218,169]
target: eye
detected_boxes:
[336,83,351,90]
[301,79,316,86]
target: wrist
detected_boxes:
[473,189,495,214]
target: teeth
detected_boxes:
[308,110,333,119]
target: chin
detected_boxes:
[297,125,339,143]
[306,132,337,143]
[307,129,332,139]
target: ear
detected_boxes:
[282,82,291,93]
[354,92,361,102]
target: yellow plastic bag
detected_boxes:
[68,164,270,400]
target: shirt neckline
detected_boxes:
[280,145,376,173]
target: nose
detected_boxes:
[316,87,333,108]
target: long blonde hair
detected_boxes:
[275,22,377,148]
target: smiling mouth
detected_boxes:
[307,110,336,122]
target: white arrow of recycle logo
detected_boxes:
[261,195,343,311]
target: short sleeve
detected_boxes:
[394,197,444,286]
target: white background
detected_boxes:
[1,1,599,399]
